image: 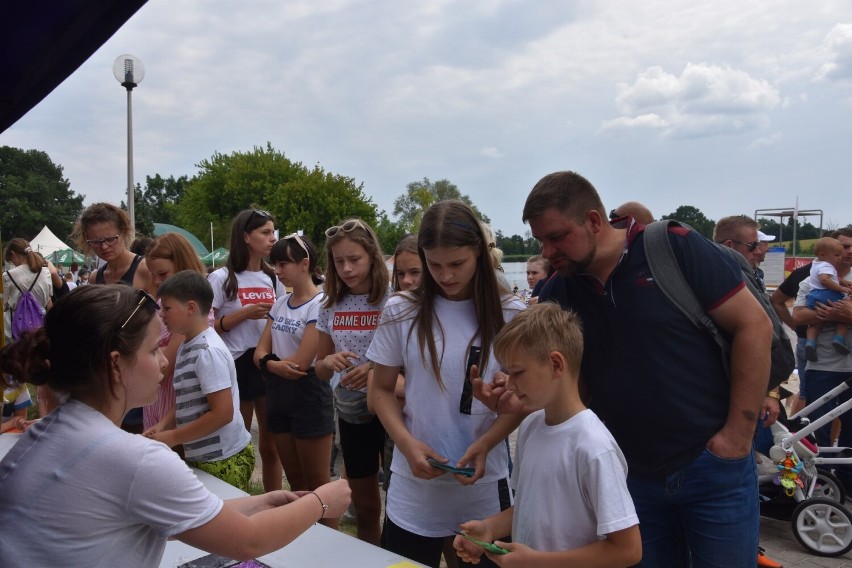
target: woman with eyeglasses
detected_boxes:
[209,209,283,492]
[253,233,336,525]
[0,285,351,567]
[71,202,151,290]
[315,218,390,546]
[72,202,152,433]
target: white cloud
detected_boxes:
[602,63,781,138]
[816,23,852,81]
[747,132,783,150]
[479,146,504,158]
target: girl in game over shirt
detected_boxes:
[367,200,526,568]
[208,209,284,492]
[253,233,337,528]
[315,218,390,546]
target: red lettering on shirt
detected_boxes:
[332,310,380,331]
[238,287,274,305]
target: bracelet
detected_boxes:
[259,353,280,374]
[310,491,328,522]
[219,314,230,332]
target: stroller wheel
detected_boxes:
[791,497,852,557]
[813,471,846,503]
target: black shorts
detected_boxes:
[234,348,266,401]
[338,415,385,479]
[266,368,334,438]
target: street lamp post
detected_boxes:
[113,54,144,235]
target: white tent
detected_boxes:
[29,226,73,256]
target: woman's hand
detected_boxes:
[246,302,273,320]
[339,362,371,390]
[267,359,308,380]
[398,438,448,480]
[312,479,352,519]
[455,437,490,485]
[321,351,358,374]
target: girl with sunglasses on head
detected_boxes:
[0,285,351,567]
[142,232,208,434]
[253,233,336,526]
[315,218,390,545]
[209,209,284,492]
[366,200,525,568]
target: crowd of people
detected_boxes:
[1,170,848,567]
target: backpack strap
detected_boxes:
[643,220,731,378]
[26,268,42,293]
[5,270,24,294]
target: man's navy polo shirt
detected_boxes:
[540,221,744,478]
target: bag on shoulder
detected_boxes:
[334,384,372,424]
[6,270,46,340]
[643,220,795,392]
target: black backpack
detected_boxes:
[643,220,795,392]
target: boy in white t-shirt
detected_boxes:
[804,237,852,361]
[454,302,641,567]
[144,270,254,491]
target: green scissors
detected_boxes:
[452,531,509,555]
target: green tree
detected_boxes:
[392,177,490,233]
[143,174,189,225]
[661,205,716,239]
[175,144,382,253]
[0,146,85,243]
[120,183,155,238]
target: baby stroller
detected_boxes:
[759,378,852,557]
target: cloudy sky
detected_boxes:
[3,0,852,238]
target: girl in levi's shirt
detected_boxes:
[208,209,284,493]
[315,218,390,546]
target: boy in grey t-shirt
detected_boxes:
[144,270,254,490]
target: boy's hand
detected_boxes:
[147,429,177,448]
[472,366,525,414]
[454,521,492,564]
[486,541,535,567]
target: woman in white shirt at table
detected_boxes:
[0,284,350,568]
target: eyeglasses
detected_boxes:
[325,219,369,238]
[609,209,621,220]
[245,209,273,232]
[729,240,761,252]
[86,234,121,249]
[119,289,160,330]
[283,232,309,258]
[459,345,482,415]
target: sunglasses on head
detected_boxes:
[245,209,273,231]
[120,289,160,331]
[325,219,368,238]
[283,232,309,258]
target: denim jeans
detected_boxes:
[803,369,852,484]
[626,448,758,567]
[796,337,808,398]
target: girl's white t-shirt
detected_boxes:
[316,290,389,393]
[269,291,325,363]
[208,267,283,358]
[366,292,525,535]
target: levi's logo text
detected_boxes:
[333,311,380,331]
[238,287,274,305]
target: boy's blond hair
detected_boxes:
[494,302,583,374]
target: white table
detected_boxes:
[0,433,424,568]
